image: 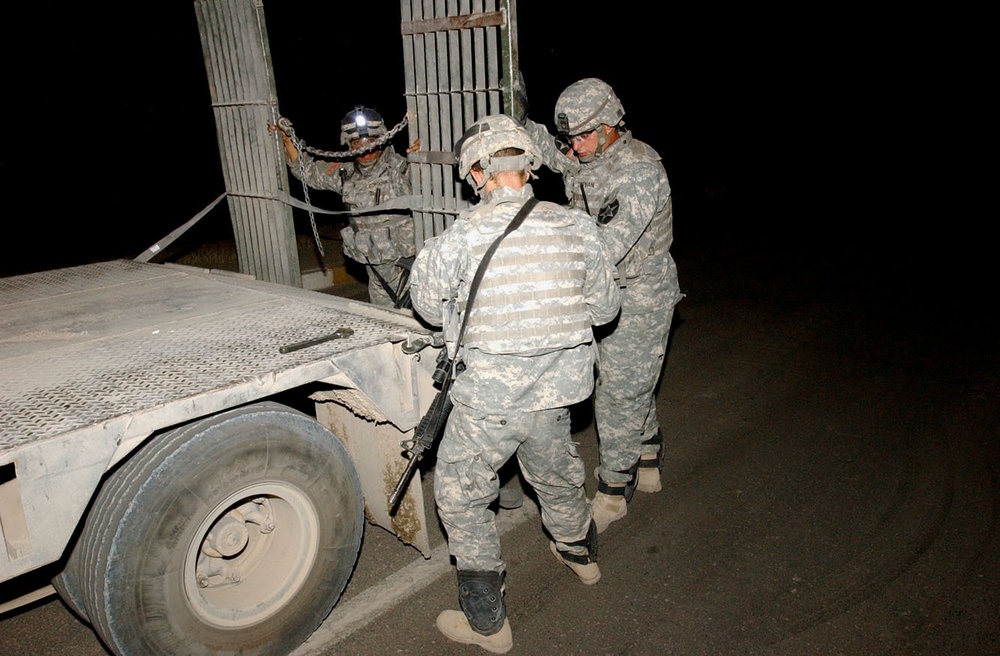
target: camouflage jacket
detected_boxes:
[525,120,682,315]
[409,184,621,412]
[289,148,415,264]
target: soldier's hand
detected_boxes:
[268,123,295,145]
[407,137,421,154]
[269,123,298,162]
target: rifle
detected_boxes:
[388,349,454,511]
[387,196,538,513]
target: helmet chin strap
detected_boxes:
[579,126,617,163]
[467,174,486,194]
[576,131,606,164]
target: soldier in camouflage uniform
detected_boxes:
[409,114,621,653]
[277,106,415,308]
[524,78,683,533]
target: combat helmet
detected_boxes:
[340,105,387,145]
[554,78,625,139]
[454,114,541,193]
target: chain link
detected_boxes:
[283,123,324,258]
[276,114,410,160]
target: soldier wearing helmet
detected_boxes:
[552,77,626,164]
[274,105,415,308]
[524,78,684,532]
[409,113,621,653]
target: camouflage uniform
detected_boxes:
[525,79,682,490]
[289,147,415,308]
[409,182,621,573]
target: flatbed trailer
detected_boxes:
[0,259,439,655]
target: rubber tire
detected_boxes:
[52,401,363,655]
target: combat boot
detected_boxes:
[498,479,524,509]
[549,519,600,584]
[437,570,513,653]
[591,480,628,533]
[636,431,663,493]
[636,466,661,493]
[436,611,512,653]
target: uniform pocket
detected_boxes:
[345,218,417,263]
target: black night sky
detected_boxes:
[0,3,984,300]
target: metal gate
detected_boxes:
[192,1,524,280]
[399,0,523,248]
[194,0,301,287]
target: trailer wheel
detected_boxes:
[52,401,364,655]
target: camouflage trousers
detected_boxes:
[365,261,406,308]
[594,305,675,485]
[434,402,592,573]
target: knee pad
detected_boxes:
[457,570,507,636]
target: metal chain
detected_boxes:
[275,114,411,260]
[285,128,324,258]
[276,114,410,160]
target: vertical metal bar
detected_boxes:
[459,0,475,128]
[445,0,463,220]
[401,0,426,250]
[485,0,501,115]
[472,0,487,117]
[424,0,444,237]
[500,0,521,117]
[432,0,448,235]
[413,1,433,247]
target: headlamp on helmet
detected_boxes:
[340,105,387,145]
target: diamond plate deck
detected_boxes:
[0,260,428,452]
